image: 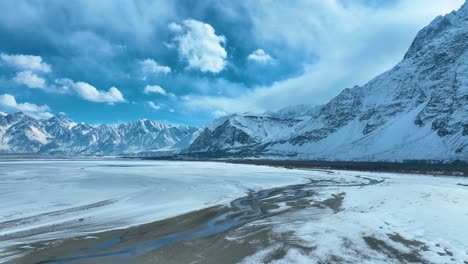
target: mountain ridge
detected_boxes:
[1,4,467,161]
[185,3,468,161]
[0,112,197,156]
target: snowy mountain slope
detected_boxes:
[187,3,468,161]
[0,113,50,153]
[0,113,197,155]
[1,4,467,161]
[188,104,320,153]
[188,113,307,152]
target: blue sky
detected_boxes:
[0,0,464,126]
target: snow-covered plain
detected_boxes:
[1,160,467,263]
[0,160,310,250]
[240,170,468,264]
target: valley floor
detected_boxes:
[0,160,467,263]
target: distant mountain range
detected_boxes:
[1,3,467,161]
[0,112,196,155]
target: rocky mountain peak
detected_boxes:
[0,112,198,156]
[184,3,468,161]
[404,2,468,60]
[47,115,75,126]
[460,1,468,13]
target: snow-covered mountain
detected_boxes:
[0,112,197,155]
[187,3,468,161]
[187,106,314,153]
[1,4,467,161]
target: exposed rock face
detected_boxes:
[0,113,197,155]
[186,3,468,161]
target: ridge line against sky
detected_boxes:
[0,0,464,125]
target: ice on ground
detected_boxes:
[0,160,312,249]
[240,170,468,264]
[1,160,467,263]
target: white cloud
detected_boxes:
[243,0,464,109]
[168,22,182,33]
[143,85,167,96]
[54,78,74,93]
[184,0,464,115]
[53,78,125,103]
[169,108,175,113]
[0,53,51,73]
[171,19,227,73]
[73,82,125,103]
[163,41,176,49]
[247,49,275,64]
[0,93,53,118]
[148,101,161,110]
[140,58,171,76]
[14,71,46,89]
[212,110,228,118]
[183,94,261,117]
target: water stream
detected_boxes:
[36,175,384,264]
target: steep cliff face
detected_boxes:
[0,113,197,155]
[187,3,468,161]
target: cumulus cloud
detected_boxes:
[55,78,125,103]
[168,22,182,33]
[0,93,53,118]
[13,71,46,89]
[143,85,167,96]
[170,19,227,73]
[148,101,161,110]
[73,82,125,103]
[0,53,51,73]
[140,59,171,76]
[247,49,275,64]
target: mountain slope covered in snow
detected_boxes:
[1,4,467,161]
[0,112,197,155]
[187,3,468,161]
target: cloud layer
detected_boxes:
[0,0,464,125]
[182,0,465,116]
